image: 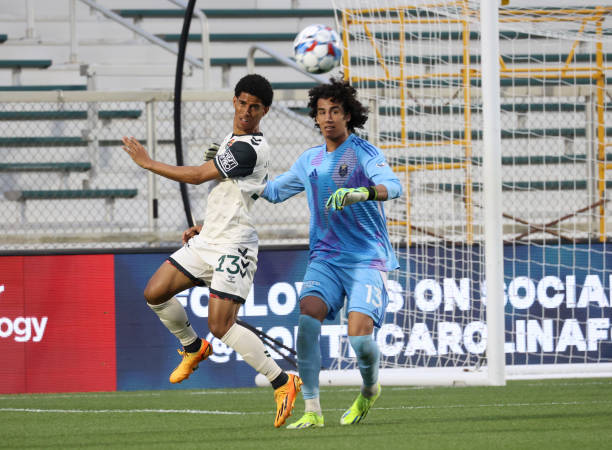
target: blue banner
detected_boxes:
[114,249,313,390]
[114,244,612,390]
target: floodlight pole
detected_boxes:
[481,0,506,386]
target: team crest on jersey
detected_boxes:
[338,164,348,177]
[218,148,239,172]
[251,136,262,146]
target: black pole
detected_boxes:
[174,0,197,227]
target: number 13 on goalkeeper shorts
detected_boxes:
[365,284,382,308]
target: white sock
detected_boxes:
[148,297,198,347]
[221,323,282,382]
[304,397,322,416]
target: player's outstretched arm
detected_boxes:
[326,184,389,211]
[121,136,153,168]
[121,136,220,185]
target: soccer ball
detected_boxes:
[293,24,342,74]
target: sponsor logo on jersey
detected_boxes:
[218,149,239,173]
[309,168,318,179]
[338,164,348,177]
[251,136,262,146]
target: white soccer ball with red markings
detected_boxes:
[293,24,342,74]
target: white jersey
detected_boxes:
[200,131,269,245]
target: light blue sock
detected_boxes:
[349,335,380,388]
[297,314,321,400]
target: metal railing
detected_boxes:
[166,0,210,88]
[247,43,330,85]
[0,89,315,250]
[69,0,209,88]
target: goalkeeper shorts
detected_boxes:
[168,237,258,304]
[299,259,389,327]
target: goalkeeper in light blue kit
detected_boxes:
[262,79,402,428]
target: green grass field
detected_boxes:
[1,378,611,449]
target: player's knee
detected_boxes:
[143,279,165,305]
[207,318,232,339]
[299,296,327,322]
[208,293,241,338]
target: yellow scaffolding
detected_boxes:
[340,3,612,243]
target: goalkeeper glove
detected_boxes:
[204,142,220,161]
[325,186,377,211]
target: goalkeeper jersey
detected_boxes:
[201,131,269,245]
[262,133,401,271]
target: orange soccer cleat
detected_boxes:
[169,340,212,384]
[273,373,303,428]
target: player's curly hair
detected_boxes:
[234,74,273,107]
[307,78,368,132]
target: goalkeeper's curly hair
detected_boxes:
[307,78,368,132]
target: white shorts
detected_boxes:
[168,236,258,304]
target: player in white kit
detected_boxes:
[121,74,301,428]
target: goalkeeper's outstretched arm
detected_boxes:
[326,185,379,211]
[261,168,305,204]
[326,183,395,211]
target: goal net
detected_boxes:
[327,0,612,385]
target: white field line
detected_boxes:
[2,399,612,416]
[370,399,612,412]
[1,380,611,401]
[0,408,257,415]
[0,390,258,401]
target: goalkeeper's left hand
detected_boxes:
[325,187,376,211]
[204,142,220,161]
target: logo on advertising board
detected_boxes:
[375,274,611,362]
[0,254,117,394]
[0,284,48,343]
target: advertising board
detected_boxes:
[1,244,610,393]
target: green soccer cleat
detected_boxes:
[339,383,381,425]
[286,412,325,429]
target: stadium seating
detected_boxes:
[0,84,87,91]
[114,8,334,19]
[4,188,139,228]
[0,2,336,91]
[0,59,52,70]
[5,188,137,201]
[0,162,92,172]
[0,97,145,231]
[0,110,142,120]
[0,1,609,247]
